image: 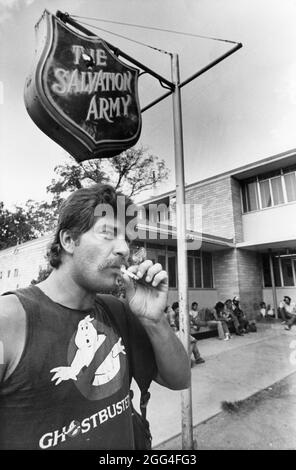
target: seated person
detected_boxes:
[192,305,229,341]
[279,296,296,324]
[171,302,205,366]
[232,296,250,334]
[189,301,199,331]
[213,301,231,340]
[266,304,275,318]
[224,299,244,336]
[282,299,296,330]
[259,301,267,318]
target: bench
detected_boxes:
[190,308,236,340]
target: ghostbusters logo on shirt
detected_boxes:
[50,315,127,400]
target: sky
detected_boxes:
[0,0,296,207]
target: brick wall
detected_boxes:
[183,175,243,242]
[237,249,263,319]
[231,178,244,243]
[213,248,263,319]
[213,249,240,301]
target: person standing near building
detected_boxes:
[0,183,190,450]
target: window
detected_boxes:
[281,259,294,286]
[187,251,212,288]
[202,252,213,288]
[0,271,2,280]
[140,243,213,289]
[194,257,202,288]
[187,257,194,288]
[7,270,11,278]
[242,166,296,213]
[262,254,295,287]
[260,180,272,208]
[271,176,284,205]
[168,252,177,288]
[262,255,271,287]
[242,181,259,212]
[14,268,19,277]
[284,172,296,202]
[272,257,282,287]
[157,254,166,268]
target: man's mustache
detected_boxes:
[98,258,127,270]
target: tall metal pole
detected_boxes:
[171,53,194,450]
[268,249,278,319]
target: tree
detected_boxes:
[47,146,169,202]
[0,202,35,250]
[0,200,56,250]
[31,264,52,285]
[0,146,169,250]
[23,199,58,235]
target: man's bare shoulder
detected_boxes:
[0,294,25,325]
[0,295,26,376]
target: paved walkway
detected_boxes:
[131,321,296,449]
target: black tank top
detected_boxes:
[0,286,136,450]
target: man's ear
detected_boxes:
[59,229,77,255]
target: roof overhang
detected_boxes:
[134,222,234,252]
[237,238,296,253]
[231,151,296,181]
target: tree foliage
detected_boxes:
[31,264,52,285]
[0,200,57,250]
[47,146,169,201]
[1,146,169,250]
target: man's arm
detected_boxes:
[139,315,190,390]
[122,260,191,391]
[0,295,26,383]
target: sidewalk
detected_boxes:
[131,322,296,449]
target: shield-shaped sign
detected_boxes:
[24,10,142,162]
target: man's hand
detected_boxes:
[121,260,168,323]
[50,366,78,385]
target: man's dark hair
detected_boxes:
[48,183,134,268]
[284,296,291,302]
[191,301,198,308]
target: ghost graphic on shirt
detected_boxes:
[50,315,126,388]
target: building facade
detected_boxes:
[1,149,296,318]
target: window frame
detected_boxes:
[139,241,214,289]
[262,253,296,288]
[242,167,296,214]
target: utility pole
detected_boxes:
[171,52,194,450]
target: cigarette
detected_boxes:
[120,265,140,280]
